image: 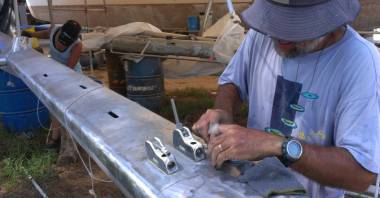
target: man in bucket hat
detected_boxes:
[193,0,380,197]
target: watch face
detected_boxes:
[287,140,302,159]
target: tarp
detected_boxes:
[81,22,162,52]
[204,13,245,64]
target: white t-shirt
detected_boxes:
[219,26,380,197]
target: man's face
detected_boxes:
[272,35,328,58]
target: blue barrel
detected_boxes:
[0,70,49,133]
[187,16,200,33]
[126,58,164,112]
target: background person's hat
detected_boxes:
[59,20,82,46]
[241,0,361,42]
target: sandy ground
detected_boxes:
[86,66,219,92]
[165,76,219,92]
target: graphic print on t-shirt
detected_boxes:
[269,75,302,137]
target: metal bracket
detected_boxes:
[145,137,178,175]
[173,127,206,162]
[171,99,205,162]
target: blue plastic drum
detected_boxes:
[125,58,164,112]
[0,70,49,133]
[187,16,200,33]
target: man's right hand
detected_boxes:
[192,109,232,143]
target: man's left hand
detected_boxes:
[208,124,284,168]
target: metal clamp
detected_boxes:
[145,137,178,175]
[170,99,205,162]
[173,127,206,162]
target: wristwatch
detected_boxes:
[279,138,303,167]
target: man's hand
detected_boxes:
[208,124,284,168]
[193,84,242,142]
[192,109,232,142]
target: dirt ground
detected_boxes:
[1,161,124,198]
[0,131,126,198]
[165,76,218,92]
[85,66,219,92]
[0,67,219,198]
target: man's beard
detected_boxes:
[273,35,328,58]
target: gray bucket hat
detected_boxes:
[241,0,361,42]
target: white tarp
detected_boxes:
[81,22,161,52]
[204,13,245,64]
[81,19,246,77]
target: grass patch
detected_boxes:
[160,88,215,126]
[0,129,57,191]
[168,87,212,98]
[160,87,248,127]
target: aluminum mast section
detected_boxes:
[0,34,259,197]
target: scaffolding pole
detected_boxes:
[13,0,21,36]
[47,0,55,29]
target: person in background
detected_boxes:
[22,20,82,165]
[193,0,380,197]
